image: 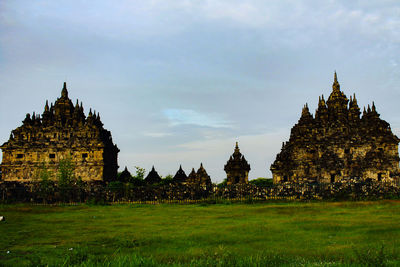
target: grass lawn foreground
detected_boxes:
[1,200,400,266]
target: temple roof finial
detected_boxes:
[302,103,310,117]
[332,71,340,92]
[234,141,240,154]
[372,102,376,112]
[61,82,68,98]
[44,100,49,112]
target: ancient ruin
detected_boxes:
[173,165,187,183]
[119,167,132,183]
[186,168,198,186]
[224,142,250,185]
[271,73,400,183]
[0,83,119,182]
[195,163,212,189]
[145,166,162,184]
[184,164,212,188]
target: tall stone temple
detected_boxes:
[271,73,400,183]
[224,142,250,185]
[0,83,119,182]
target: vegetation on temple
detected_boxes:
[271,73,400,184]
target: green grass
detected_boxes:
[1,201,400,266]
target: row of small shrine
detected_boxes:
[119,142,251,186]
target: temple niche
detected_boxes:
[270,73,400,184]
[0,82,119,182]
[224,142,250,185]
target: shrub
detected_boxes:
[249,178,273,187]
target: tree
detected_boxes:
[249,178,273,187]
[217,178,227,188]
[127,166,146,186]
[57,156,76,202]
[133,166,146,180]
[159,174,173,186]
[36,162,54,203]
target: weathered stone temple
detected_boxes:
[271,73,400,183]
[0,83,119,182]
[224,142,250,185]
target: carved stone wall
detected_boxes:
[0,83,119,182]
[271,73,400,183]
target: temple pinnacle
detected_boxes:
[234,141,240,153]
[332,71,340,92]
[44,100,49,112]
[61,82,68,98]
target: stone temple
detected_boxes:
[0,83,119,182]
[271,73,400,183]
[224,142,250,185]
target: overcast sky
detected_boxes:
[1,0,399,182]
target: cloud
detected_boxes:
[143,132,172,138]
[163,108,233,128]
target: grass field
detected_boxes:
[1,200,400,266]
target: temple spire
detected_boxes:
[332,71,340,92]
[235,141,240,153]
[61,82,68,98]
[44,100,49,112]
[301,103,310,116]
